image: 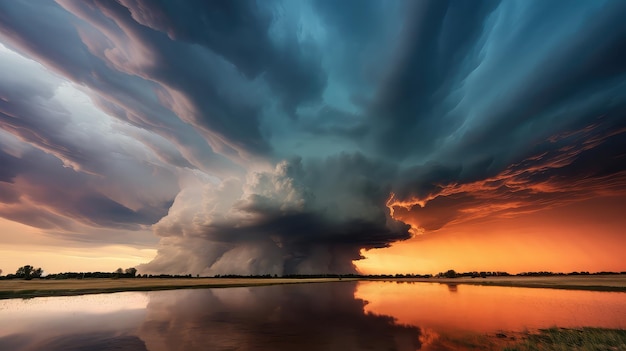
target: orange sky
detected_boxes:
[0,218,156,275]
[2,193,624,275]
[357,194,626,275]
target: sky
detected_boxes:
[0,0,625,276]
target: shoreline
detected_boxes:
[366,275,626,292]
[0,277,357,300]
[435,327,626,350]
[1,275,625,299]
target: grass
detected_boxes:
[1,275,625,299]
[0,277,356,299]
[375,275,626,292]
[425,331,506,350]
[503,328,626,351]
[424,328,626,350]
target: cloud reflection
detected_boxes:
[0,283,422,351]
[138,282,421,351]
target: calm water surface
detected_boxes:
[1,281,624,350]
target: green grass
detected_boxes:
[0,277,356,299]
[381,275,626,292]
[504,328,626,351]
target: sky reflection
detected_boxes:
[137,282,421,351]
[0,282,421,351]
[356,281,626,333]
[0,282,624,350]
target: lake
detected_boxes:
[1,281,625,350]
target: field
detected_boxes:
[0,277,356,299]
[374,275,626,292]
[431,328,626,350]
[1,275,625,299]
[503,327,626,351]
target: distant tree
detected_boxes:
[114,267,124,278]
[16,265,31,278]
[125,267,137,277]
[16,265,43,280]
[444,269,457,278]
[0,269,2,276]
[32,267,43,278]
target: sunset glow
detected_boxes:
[355,282,626,332]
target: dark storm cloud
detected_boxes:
[0,0,240,174]
[61,0,269,154]
[0,46,178,234]
[297,106,369,139]
[0,59,111,176]
[390,120,626,231]
[119,0,327,115]
[56,0,328,155]
[370,0,499,159]
[0,148,20,183]
[0,146,172,230]
[375,0,626,169]
[377,0,626,212]
[0,0,625,273]
[144,155,410,275]
[73,194,172,228]
[438,1,626,171]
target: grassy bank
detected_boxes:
[428,328,626,350]
[376,275,626,292]
[0,277,356,299]
[1,275,625,299]
[503,328,626,351]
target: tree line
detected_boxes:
[0,265,140,280]
[1,265,44,280]
[1,266,625,280]
[434,270,626,278]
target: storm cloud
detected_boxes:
[0,0,625,274]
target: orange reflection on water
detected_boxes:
[355,281,626,333]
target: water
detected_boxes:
[0,281,624,350]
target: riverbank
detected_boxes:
[430,328,626,350]
[370,275,626,292]
[1,275,625,299]
[502,327,626,351]
[0,277,357,299]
